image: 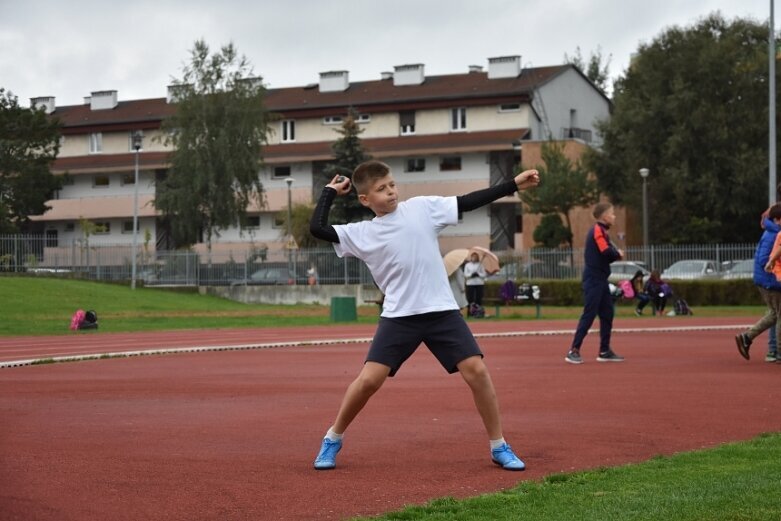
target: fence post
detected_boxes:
[343,257,348,285]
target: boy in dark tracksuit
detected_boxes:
[566,203,625,364]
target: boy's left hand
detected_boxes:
[515,169,540,190]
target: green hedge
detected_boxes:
[485,279,763,306]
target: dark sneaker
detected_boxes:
[597,349,624,362]
[634,308,642,316]
[565,350,583,364]
[313,438,342,470]
[735,333,751,360]
[491,443,526,471]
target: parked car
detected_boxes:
[608,261,649,284]
[661,259,720,280]
[722,259,754,280]
[486,263,521,281]
[230,265,306,286]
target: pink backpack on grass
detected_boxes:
[70,309,86,331]
[618,279,635,299]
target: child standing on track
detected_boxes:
[309,160,540,471]
[565,202,625,364]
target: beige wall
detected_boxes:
[520,140,627,251]
[60,129,170,157]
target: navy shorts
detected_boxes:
[367,310,483,376]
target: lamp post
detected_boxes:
[130,131,143,289]
[639,168,650,266]
[285,177,294,274]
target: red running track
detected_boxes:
[1,317,779,520]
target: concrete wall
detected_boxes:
[204,284,383,306]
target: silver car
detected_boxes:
[608,261,650,284]
[661,259,720,280]
[722,259,754,280]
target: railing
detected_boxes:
[0,234,755,286]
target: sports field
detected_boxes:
[1,316,779,520]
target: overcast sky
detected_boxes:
[0,0,775,107]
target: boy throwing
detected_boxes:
[309,160,539,471]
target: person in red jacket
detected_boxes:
[566,202,624,364]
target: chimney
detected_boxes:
[90,90,118,110]
[468,65,483,73]
[380,71,393,80]
[30,96,55,114]
[393,64,425,86]
[319,71,349,93]
[167,84,189,103]
[487,56,521,79]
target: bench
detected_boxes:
[483,297,543,319]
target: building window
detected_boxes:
[356,113,371,123]
[45,229,58,247]
[121,173,136,185]
[89,132,102,154]
[246,215,260,228]
[93,222,111,234]
[273,166,291,179]
[323,116,343,125]
[499,103,521,112]
[128,131,144,151]
[451,108,467,131]
[439,156,462,171]
[273,216,285,228]
[404,158,426,172]
[93,175,110,188]
[64,223,75,232]
[122,221,135,234]
[282,120,295,142]
[400,111,416,135]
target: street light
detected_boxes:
[130,131,143,290]
[639,168,650,266]
[285,177,294,276]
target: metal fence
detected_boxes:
[0,234,756,286]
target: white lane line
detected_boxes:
[0,324,750,369]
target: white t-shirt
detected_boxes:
[333,196,459,317]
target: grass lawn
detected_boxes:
[0,275,766,336]
[356,433,781,520]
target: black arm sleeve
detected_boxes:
[456,180,518,213]
[309,187,340,243]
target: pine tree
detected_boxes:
[323,109,374,223]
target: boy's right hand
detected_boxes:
[327,175,352,195]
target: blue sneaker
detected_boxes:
[313,438,342,470]
[491,443,526,471]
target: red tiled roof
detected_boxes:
[52,152,170,173]
[50,66,569,129]
[29,194,158,221]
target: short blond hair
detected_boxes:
[352,160,391,194]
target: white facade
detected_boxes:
[31,59,611,259]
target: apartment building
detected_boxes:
[28,55,611,260]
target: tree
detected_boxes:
[156,40,271,254]
[588,13,776,244]
[519,141,599,248]
[564,46,612,95]
[278,202,326,249]
[0,89,62,233]
[323,109,373,223]
[533,213,573,248]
